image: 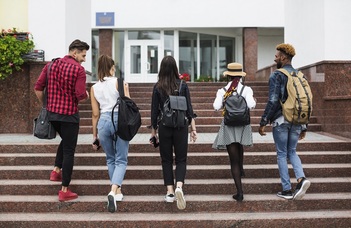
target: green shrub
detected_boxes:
[0,28,35,80]
[195,75,214,82]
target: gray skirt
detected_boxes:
[212,120,253,150]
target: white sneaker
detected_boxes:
[164,193,175,203]
[107,191,117,213]
[175,187,186,210]
[115,193,123,202]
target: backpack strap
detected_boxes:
[112,77,124,142]
[117,78,125,97]
[178,80,184,96]
[277,68,290,76]
[239,85,246,96]
[277,68,304,78]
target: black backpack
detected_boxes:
[161,80,188,128]
[223,85,250,126]
[112,78,141,141]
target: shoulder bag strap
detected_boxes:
[43,60,56,108]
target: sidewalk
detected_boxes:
[0,132,349,145]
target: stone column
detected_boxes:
[99,29,113,57]
[242,28,258,81]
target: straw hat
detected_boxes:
[223,62,246,77]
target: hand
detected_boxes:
[92,137,101,151]
[258,126,266,136]
[190,130,197,142]
[149,134,159,147]
[299,131,306,140]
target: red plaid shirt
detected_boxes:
[35,55,88,115]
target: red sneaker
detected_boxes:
[50,170,62,181]
[59,189,78,202]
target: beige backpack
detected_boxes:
[278,69,313,125]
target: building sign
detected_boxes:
[96,12,115,26]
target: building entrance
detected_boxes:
[125,40,162,82]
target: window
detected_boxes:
[179,31,197,81]
[164,30,174,56]
[91,30,99,81]
[114,31,125,78]
[200,34,216,81]
[219,36,235,79]
[128,30,160,40]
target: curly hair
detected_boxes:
[276,43,295,58]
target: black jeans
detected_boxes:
[158,124,188,186]
[51,121,79,187]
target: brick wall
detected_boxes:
[256,61,351,139]
[0,62,46,133]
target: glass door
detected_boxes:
[125,40,161,82]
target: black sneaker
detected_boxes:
[277,190,293,200]
[293,177,311,200]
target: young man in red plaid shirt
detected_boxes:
[34,39,90,201]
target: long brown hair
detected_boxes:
[157,56,179,96]
[97,55,115,82]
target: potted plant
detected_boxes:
[0,28,35,80]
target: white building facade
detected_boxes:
[1,0,350,82]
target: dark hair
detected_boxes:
[69,39,90,52]
[97,55,115,82]
[157,56,179,96]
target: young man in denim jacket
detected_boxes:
[258,43,311,200]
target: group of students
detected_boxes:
[34,40,311,213]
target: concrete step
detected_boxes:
[78,123,323,134]
[78,101,270,111]
[1,140,350,153]
[125,82,269,92]
[78,112,319,124]
[1,178,349,195]
[2,151,350,166]
[1,210,350,227]
[127,90,270,98]
[1,164,350,180]
[1,193,350,213]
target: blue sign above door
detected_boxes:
[96,12,115,26]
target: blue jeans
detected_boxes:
[98,112,129,186]
[272,123,305,191]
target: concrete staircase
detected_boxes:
[78,82,322,134]
[1,82,351,227]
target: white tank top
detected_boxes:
[92,77,120,113]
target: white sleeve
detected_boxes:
[243,86,256,109]
[213,88,225,111]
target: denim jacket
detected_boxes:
[260,64,298,126]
